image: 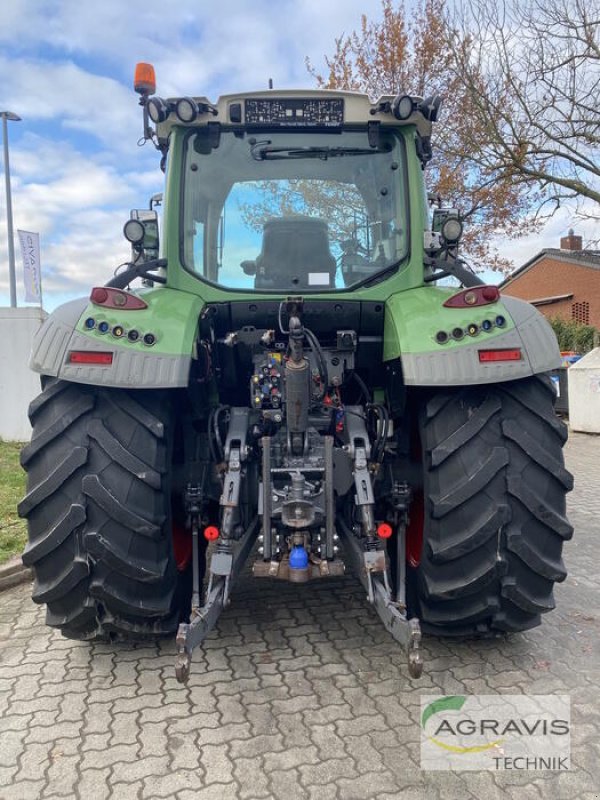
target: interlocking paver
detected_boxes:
[0,432,599,799]
[267,768,307,800]
[79,743,139,772]
[168,732,203,772]
[229,732,284,760]
[0,730,28,768]
[197,742,235,784]
[232,755,271,799]
[76,767,111,800]
[42,752,79,797]
[177,783,240,800]
[107,780,145,800]
[262,744,319,774]
[335,769,400,800]
[2,780,46,800]
[111,755,170,783]
[140,769,205,798]
[298,756,359,785]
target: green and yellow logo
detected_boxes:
[421,696,504,754]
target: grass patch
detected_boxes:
[0,440,27,564]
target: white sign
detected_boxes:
[17,229,42,303]
[421,695,570,771]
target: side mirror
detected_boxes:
[123,209,159,262]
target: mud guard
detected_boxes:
[384,290,560,386]
[29,290,203,389]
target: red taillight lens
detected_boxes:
[204,526,219,541]
[478,349,522,363]
[377,522,393,539]
[90,287,148,310]
[443,286,500,308]
[68,351,113,365]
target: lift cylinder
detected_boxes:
[285,357,310,433]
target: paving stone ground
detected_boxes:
[1,431,599,800]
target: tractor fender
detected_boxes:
[29,290,203,389]
[384,289,560,387]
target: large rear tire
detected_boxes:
[19,379,192,640]
[413,374,573,635]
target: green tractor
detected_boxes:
[19,64,573,681]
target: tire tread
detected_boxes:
[416,376,572,635]
[20,381,185,641]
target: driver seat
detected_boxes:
[253,216,336,290]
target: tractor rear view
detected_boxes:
[19,63,573,681]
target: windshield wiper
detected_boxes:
[250,144,391,161]
[361,258,405,288]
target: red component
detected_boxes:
[478,348,522,363]
[204,525,219,541]
[377,522,393,539]
[68,351,113,365]
[90,287,148,310]
[90,287,108,304]
[406,489,424,567]
[443,285,500,308]
[482,286,500,302]
[171,520,193,571]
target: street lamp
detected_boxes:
[1,111,21,308]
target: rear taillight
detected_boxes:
[478,349,522,363]
[90,287,147,310]
[443,286,500,308]
[68,351,114,365]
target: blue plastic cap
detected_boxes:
[289,545,309,570]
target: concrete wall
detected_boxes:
[568,348,600,434]
[0,307,46,442]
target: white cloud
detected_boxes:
[0,202,134,301]
[0,1,372,99]
[1,0,596,312]
[0,0,378,311]
[0,135,162,304]
[0,0,370,67]
[0,56,140,150]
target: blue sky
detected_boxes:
[0,0,596,310]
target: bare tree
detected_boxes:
[446,0,600,224]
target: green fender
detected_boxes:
[383,287,560,386]
[29,288,203,389]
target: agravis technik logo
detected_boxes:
[420,695,570,771]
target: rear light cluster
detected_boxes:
[84,317,157,346]
[85,287,156,346]
[90,287,147,310]
[443,285,500,308]
[435,315,507,344]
